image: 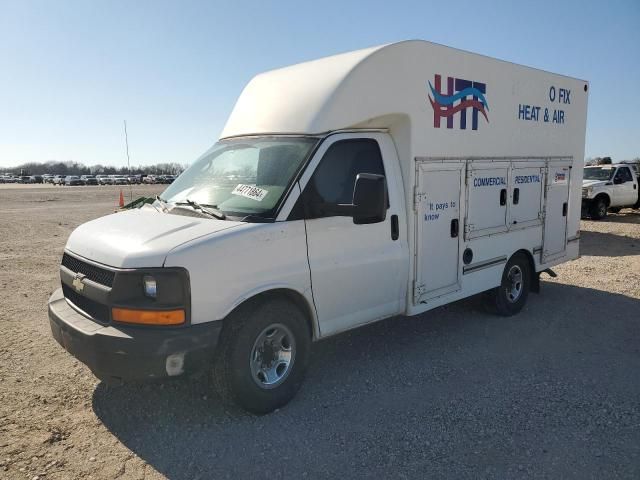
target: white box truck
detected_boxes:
[48,40,589,413]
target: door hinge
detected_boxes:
[414,282,426,300]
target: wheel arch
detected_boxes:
[593,192,611,206]
[511,248,539,293]
[223,287,319,340]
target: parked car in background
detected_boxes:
[143,175,157,184]
[98,175,113,185]
[64,176,84,186]
[81,175,98,185]
[30,175,44,184]
[42,174,55,183]
[17,176,31,183]
[53,175,66,185]
[581,164,640,219]
[111,175,129,185]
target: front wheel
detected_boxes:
[212,298,311,414]
[590,197,608,220]
[486,253,531,316]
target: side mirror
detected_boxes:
[613,177,624,184]
[351,173,387,224]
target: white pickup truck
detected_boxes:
[48,40,588,413]
[581,164,640,219]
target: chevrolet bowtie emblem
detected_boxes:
[72,273,86,292]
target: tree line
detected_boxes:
[0,160,188,176]
[585,156,640,167]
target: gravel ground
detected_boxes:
[0,184,639,480]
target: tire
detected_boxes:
[589,197,608,220]
[486,253,531,316]
[608,207,621,214]
[212,298,311,414]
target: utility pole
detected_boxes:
[123,120,133,201]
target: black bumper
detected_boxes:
[48,288,222,384]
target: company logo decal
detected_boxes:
[428,74,489,130]
[554,172,566,183]
[72,273,85,292]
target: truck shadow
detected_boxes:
[599,209,640,224]
[92,283,640,479]
[579,230,639,257]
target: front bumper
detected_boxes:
[48,288,222,384]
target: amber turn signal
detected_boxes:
[112,308,185,325]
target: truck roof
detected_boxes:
[221,39,588,140]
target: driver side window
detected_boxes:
[615,167,632,183]
[291,139,386,220]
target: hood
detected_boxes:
[66,205,244,268]
[582,179,609,188]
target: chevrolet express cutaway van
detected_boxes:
[49,40,588,413]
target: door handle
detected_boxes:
[562,202,568,217]
[390,214,399,241]
[500,189,507,206]
[513,188,520,205]
[450,218,459,238]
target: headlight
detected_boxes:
[143,275,157,298]
[110,268,190,326]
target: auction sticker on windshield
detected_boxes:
[231,184,269,202]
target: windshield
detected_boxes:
[584,167,614,181]
[162,137,318,218]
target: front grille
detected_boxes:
[62,284,110,323]
[61,253,115,287]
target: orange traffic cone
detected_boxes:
[119,190,125,208]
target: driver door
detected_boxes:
[290,133,405,337]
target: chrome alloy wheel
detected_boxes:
[250,323,296,389]
[505,265,524,303]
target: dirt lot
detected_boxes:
[0,184,639,479]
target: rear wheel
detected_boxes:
[212,298,311,414]
[486,253,531,316]
[590,197,608,220]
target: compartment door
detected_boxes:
[414,161,464,303]
[509,162,545,230]
[465,161,510,239]
[542,162,571,262]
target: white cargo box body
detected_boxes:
[223,40,588,314]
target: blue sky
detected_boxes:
[0,0,638,167]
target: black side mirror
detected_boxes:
[306,173,387,223]
[350,173,387,224]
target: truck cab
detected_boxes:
[582,164,640,219]
[48,40,589,414]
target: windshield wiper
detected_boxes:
[177,199,226,220]
[154,195,170,212]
